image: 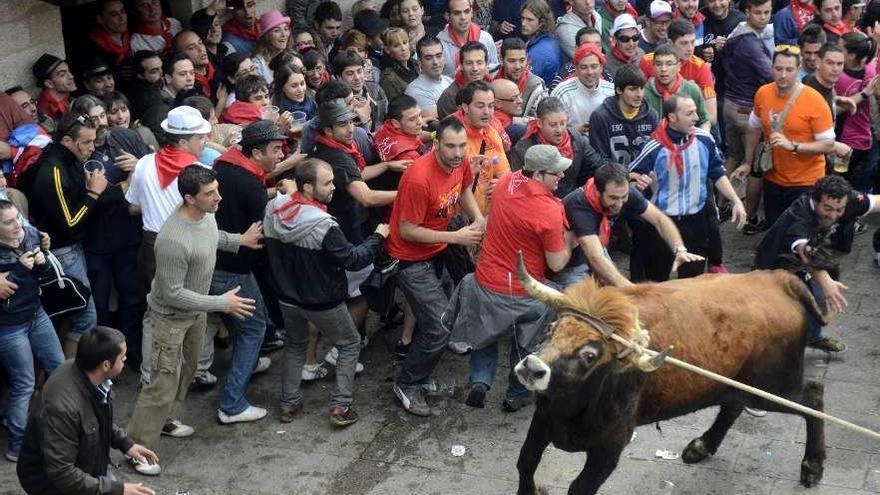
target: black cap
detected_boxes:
[353,9,388,38]
[33,54,64,88]
[318,98,358,128]
[238,119,288,147]
[81,56,112,80]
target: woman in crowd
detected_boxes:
[398,0,427,46]
[273,64,317,120]
[292,26,324,54]
[219,52,260,114]
[380,28,420,102]
[302,48,330,96]
[103,91,160,151]
[836,32,878,196]
[252,10,292,85]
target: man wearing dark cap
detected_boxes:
[223,0,261,56]
[444,145,575,412]
[33,54,76,125]
[205,120,288,425]
[81,57,117,98]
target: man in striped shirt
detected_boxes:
[628,94,746,281]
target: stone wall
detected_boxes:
[0,0,288,92]
[0,0,65,92]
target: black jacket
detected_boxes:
[214,159,268,274]
[510,130,605,198]
[0,225,50,327]
[17,361,134,495]
[588,96,659,168]
[125,78,170,136]
[264,195,383,310]
[29,143,125,249]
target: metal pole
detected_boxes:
[609,334,880,441]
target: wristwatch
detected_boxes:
[673,245,688,255]
[792,142,799,153]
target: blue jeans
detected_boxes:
[209,270,266,415]
[806,277,828,345]
[53,244,97,342]
[469,339,530,401]
[86,247,141,361]
[0,307,63,455]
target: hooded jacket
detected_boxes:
[589,95,660,166]
[526,33,564,87]
[722,22,774,107]
[555,11,603,60]
[0,225,48,328]
[263,194,384,310]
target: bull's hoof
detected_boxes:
[682,438,711,464]
[536,486,550,495]
[800,459,824,487]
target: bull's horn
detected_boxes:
[635,345,674,372]
[517,251,565,308]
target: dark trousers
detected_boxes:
[842,146,876,193]
[763,180,813,226]
[86,247,142,361]
[705,184,724,266]
[630,208,709,282]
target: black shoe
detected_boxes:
[742,218,770,236]
[502,396,533,412]
[393,383,431,416]
[718,202,733,223]
[260,331,285,354]
[393,339,410,359]
[465,383,488,408]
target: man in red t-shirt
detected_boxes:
[444,145,575,412]
[387,116,485,417]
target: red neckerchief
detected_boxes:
[583,178,611,247]
[220,100,263,125]
[604,1,639,19]
[37,91,69,120]
[611,44,636,64]
[90,26,131,65]
[155,146,199,189]
[650,118,695,176]
[273,192,328,222]
[522,120,574,159]
[217,146,267,185]
[193,61,216,99]
[447,22,481,47]
[451,109,491,143]
[453,68,491,88]
[494,110,512,129]
[823,21,852,36]
[374,120,423,161]
[223,19,261,42]
[315,134,367,170]
[134,17,175,53]
[790,0,816,31]
[494,66,529,94]
[653,73,683,100]
[491,115,512,151]
[675,8,705,27]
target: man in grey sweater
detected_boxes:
[126,165,263,475]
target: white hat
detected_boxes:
[649,0,673,19]
[160,106,212,135]
[611,13,639,36]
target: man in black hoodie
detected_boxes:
[264,158,388,427]
[588,65,659,167]
[125,50,170,136]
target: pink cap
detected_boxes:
[260,10,291,36]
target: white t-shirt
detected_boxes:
[131,18,183,53]
[125,152,208,233]
[405,74,454,111]
[550,77,615,129]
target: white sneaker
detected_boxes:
[324,347,364,374]
[126,456,161,476]
[302,363,329,381]
[161,419,194,437]
[744,407,767,417]
[218,405,268,424]
[253,356,271,374]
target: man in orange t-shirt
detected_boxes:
[733,48,835,224]
[450,80,511,214]
[386,117,485,417]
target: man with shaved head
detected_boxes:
[175,30,222,102]
[490,78,526,145]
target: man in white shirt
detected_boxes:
[436,0,499,78]
[125,106,211,383]
[550,43,615,134]
[406,37,453,123]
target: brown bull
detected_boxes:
[514,265,828,495]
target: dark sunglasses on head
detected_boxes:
[615,34,640,43]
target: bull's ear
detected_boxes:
[577,343,601,367]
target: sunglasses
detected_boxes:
[615,34,640,43]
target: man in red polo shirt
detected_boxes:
[444,144,574,413]
[387,116,485,417]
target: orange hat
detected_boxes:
[574,43,606,66]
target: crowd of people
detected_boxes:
[2,0,880,492]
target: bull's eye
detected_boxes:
[578,344,601,366]
[582,350,597,363]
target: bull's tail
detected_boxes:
[784,272,829,327]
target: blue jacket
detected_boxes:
[722,23,773,107]
[0,225,48,328]
[527,34,564,87]
[773,7,800,46]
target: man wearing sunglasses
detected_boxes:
[605,14,645,81]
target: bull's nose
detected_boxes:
[515,355,552,391]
